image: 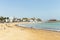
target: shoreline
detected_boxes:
[17,22,60,32]
[0,22,60,32]
[0,22,60,40]
[1,22,60,32]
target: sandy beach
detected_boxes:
[0,22,60,40]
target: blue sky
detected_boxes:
[0,0,60,20]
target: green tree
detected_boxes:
[36,18,42,22]
[22,18,28,22]
[31,17,35,21]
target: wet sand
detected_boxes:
[0,22,60,40]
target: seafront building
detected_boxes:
[0,16,42,23]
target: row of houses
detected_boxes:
[0,17,42,23]
[10,17,42,22]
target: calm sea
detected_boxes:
[19,22,60,31]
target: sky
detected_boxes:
[0,0,60,20]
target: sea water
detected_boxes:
[19,22,60,31]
